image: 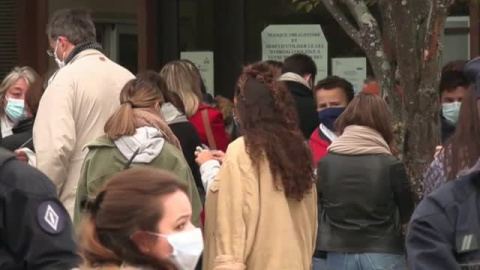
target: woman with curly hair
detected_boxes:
[197,61,317,269]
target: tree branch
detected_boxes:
[378,0,395,44]
[319,0,361,43]
[340,0,375,33]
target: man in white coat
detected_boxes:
[33,9,134,217]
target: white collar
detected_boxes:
[319,124,338,142]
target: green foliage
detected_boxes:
[292,0,318,11]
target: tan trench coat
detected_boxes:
[33,49,134,217]
[203,138,318,270]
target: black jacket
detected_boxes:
[1,118,34,152]
[284,81,319,139]
[317,153,414,254]
[169,122,204,200]
[0,148,79,269]
[407,171,480,269]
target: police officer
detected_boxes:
[407,161,480,270]
[0,148,79,269]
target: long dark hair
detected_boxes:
[79,168,186,269]
[235,61,314,200]
[443,85,480,180]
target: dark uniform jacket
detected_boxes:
[0,148,79,269]
[407,170,480,270]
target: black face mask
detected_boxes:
[318,107,346,130]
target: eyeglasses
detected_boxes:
[46,39,59,57]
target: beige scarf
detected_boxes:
[132,108,182,150]
[328,125,391,155]
[278,72,311,90]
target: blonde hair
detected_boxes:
[159,60,203,117]
[0,66,39,116]
[104,79,163,140]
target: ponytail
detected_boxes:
[105,78,166,140]
[104,102,137,140]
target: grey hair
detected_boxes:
[0,66,39,116]
[0,66,39,97]
[46,9,96,45]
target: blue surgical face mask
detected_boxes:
[5,97,26,122]
[442,102,461,125]
[318,107,346,131]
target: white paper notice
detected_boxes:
[262,24,328,81]
[332,57,367,93]
[180,51,214,96]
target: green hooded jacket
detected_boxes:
[73,135,202,228]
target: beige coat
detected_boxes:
[203,138,317,270]
[33,49,134,217]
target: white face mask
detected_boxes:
[442,101,461,125]
[54,39,66,68]
[149,228,203,270]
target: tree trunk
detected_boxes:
[390,0,448,198]
[318,0,454,199]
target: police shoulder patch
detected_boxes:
[36,201,66,235]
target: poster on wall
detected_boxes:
[332,57,367,93]
[261,24,328,81]
[180,51,214,96]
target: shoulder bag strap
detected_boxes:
[201,109,217,150]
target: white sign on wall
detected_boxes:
[180,51,214,96]
[332,57,367,93]
[262,24,328,81]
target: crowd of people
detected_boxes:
[1,7,480,270]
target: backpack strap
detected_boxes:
[201,109,217,150]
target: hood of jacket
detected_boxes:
[113,127,165,163]
[161,102,188,125]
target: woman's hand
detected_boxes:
[14,150,28,163]
[196,151,216,166]
[212,150,225,163]
[434,146,443,158]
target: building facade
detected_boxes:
[0,0,478,98]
